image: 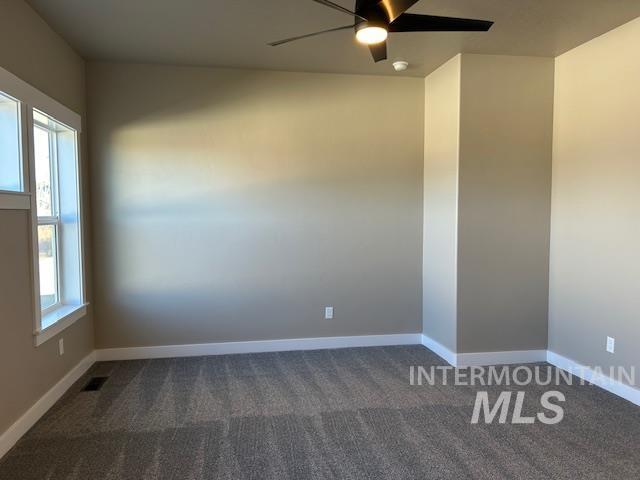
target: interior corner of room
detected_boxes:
[1,0,640,477]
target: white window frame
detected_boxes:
[0,66,87,346]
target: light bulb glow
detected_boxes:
[356,26,388,45]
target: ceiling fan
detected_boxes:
[268,0,493,63]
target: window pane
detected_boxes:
[0,91,22,192]
[34,125,54,216]
[38,224,59,310]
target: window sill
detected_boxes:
[0,191,30,210]
[34,303,88,347]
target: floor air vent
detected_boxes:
[82,376,109,392]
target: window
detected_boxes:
[34,112,62,313]
[0,91,23,192]
[31,109,85,335]
[2,65,85,345]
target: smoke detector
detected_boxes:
[393,60,409,72]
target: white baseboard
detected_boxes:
[420,334,547,367]
[0,351,96,460]
[420,334,458,366]
[547,351,640,407]
[419,338,640,406]
[96,333,423,361]
[457,349,548,367]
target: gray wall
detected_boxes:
[549,17,640,375]
[457,54,554,353]
[422,55,460,351]
[87,62,424,348]
[422,54,554,354]
[0,0,93,436]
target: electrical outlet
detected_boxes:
[59,338,64,356]
[324,307,334,320]
[606,336,615,354]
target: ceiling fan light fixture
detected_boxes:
[268,1,494,65]
[355,24,388,45]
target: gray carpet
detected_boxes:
[1,345,639,479]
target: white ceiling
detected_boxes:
[27,0,640,77]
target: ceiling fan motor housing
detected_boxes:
[354,4,389,28]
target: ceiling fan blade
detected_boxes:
[369,41,387,62]
[268,24,354,46]
[376,0,421,22]
[311,0,368,21]
[389,13,494,32]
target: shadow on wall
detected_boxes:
[88,63,424,348]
